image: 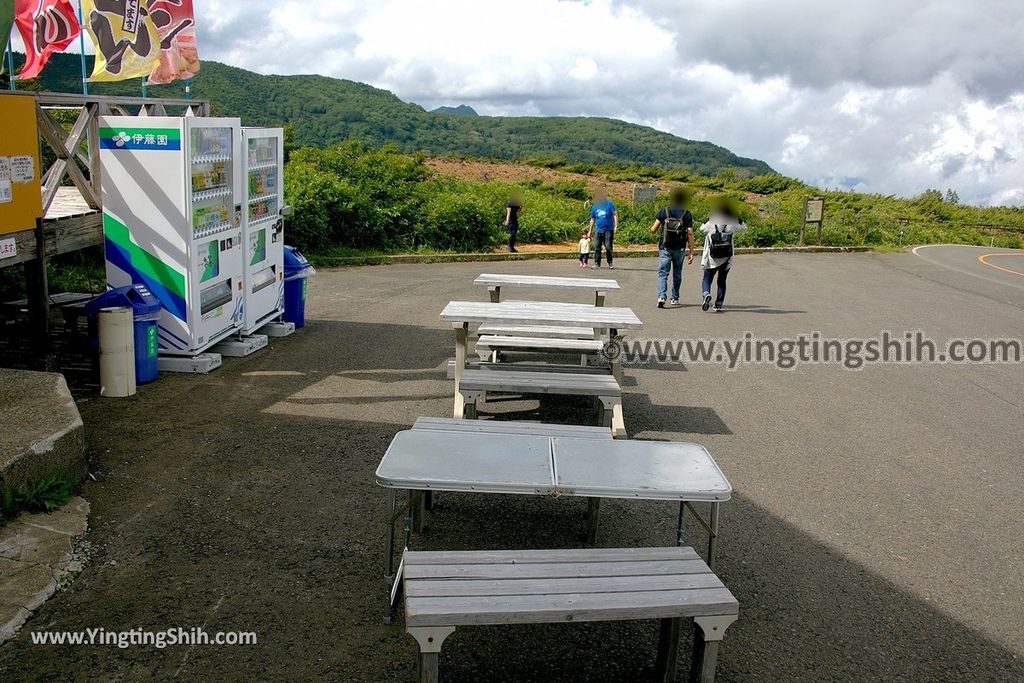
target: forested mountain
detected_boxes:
[17,53,774,176]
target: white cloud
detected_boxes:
[35,0,1019,205]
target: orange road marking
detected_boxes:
[978,253,1024,278]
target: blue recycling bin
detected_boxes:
[283,246,316,328]
[86,284,162,384]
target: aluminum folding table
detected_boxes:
[377,429,732,612]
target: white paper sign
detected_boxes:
[0,237,16,260]
[10,156,34,182]
[0,157,10,181]
[0,179,11,204]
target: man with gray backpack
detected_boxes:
[699,198,748,312]
[649,187,695,308]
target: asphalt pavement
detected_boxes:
[1,247,1021,681]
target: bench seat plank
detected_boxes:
[405,547,693,564]
[407,588,737,627]
[446,359,611,377]
[441,301,643,330]
[458,369,621,396]
[477,335,606,352]
[406,573,725,598]
[412,417,611,440]
[477,324,595,339]
[405,559,710,581]
[474,273,620,290]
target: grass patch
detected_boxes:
[1,474,77,523]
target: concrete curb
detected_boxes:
[0,370,87,501]
[0,496,90,644]
[313,245,872,268]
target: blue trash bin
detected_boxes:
[283,246,316,328]
[86,284,162,384]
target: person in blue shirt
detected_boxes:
[588,191,617,269]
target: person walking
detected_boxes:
[649,187,694,308]
[699,199,747,312]
[504,190,523,253]
[588,190,617,268]
[578,230,591,267]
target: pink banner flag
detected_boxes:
[14,0,81,79]
[147,0,198,84]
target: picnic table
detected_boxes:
[474,273,620,306]
[378,429,732,603]
[440,300,643,416]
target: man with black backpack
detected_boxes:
[699,198,748,312]
[649,187,695,308]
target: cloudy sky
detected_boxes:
[47,0,1024,205]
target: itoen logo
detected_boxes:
[112,131,132,147]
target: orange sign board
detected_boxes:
[0,92,43,235]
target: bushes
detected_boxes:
[281,141,1024,255]
[418,182,503,251]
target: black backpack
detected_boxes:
[662,207,688,247]
[708,225,734,259]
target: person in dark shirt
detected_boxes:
[649,187,695,308]
[588,191,617,268]
[504,190,523,253]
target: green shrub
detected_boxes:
[418,185,502,251]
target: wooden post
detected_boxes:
[418,653,439,683]
[453,322,468,418]
[26,217,52,370]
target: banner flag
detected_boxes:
[83,0,159,81]
[147,0,198,84]
[1,0,14,75]
[13,0,81,79]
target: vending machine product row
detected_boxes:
[98,116,285,358]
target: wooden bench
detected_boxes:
[412,416,612,439]
[477,324,595,340]
[475,334,607,363]
[403,547,738,683]
[455,368,625,437]
[474,273,620,306]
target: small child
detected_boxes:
[578,231,591,267]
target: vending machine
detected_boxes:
[99,116,244,359]
[241,128,285,333]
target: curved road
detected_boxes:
[908,244,1024,306]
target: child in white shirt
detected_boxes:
[578,231,591,267]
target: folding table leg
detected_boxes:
[655,617,682,682]
[708,502,720,569]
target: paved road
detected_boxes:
[1,248,1021,681]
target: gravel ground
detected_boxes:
[1,248,1022,681]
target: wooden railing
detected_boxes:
[1,93,210,269]
[35,92,210,218]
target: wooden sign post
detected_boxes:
[801,196,825,246]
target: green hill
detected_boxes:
[18,53,773,176]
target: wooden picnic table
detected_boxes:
[377,429,732,602]
[474,273,620,306]
[440,300,643,416]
